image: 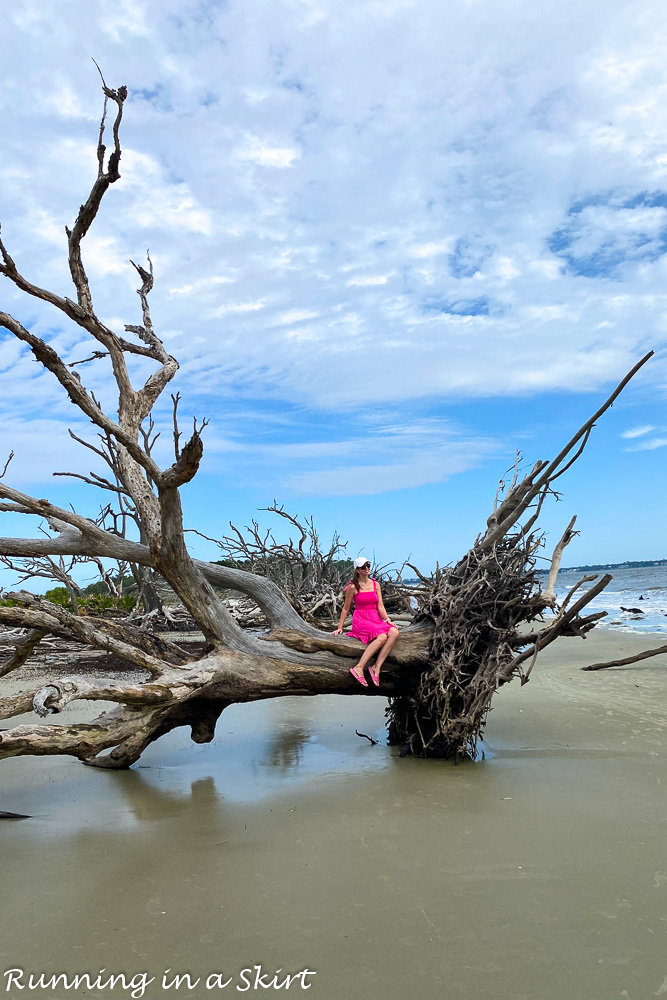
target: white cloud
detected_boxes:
[0,418,106,484]
[527,259,562,280]
[346,274,392,286]
[491,256,521,281]
[407,241,453,259]
[277,309,320,324]
[621,425,655,438]
[284,445,489,496]
[626,437,667,451]
[80,236,132,278]
[1,0,667,498]
[260,418,499,495]
[99,0,148,40]
[212,300,266,317]
[169,275,236,297]
[236,136,301,169]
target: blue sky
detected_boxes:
[1,0,667,589]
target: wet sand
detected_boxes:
[2,629,667,999]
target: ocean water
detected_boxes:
[544,563,667,634]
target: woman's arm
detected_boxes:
[333,587,354,634]
[376,584,393,624]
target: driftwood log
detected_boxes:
[0,77,654,767]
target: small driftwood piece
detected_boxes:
[355,730,379,746]
[582,643,667,671]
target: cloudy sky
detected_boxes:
[1,0,666,582]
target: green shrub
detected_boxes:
[38,587,135,614]
[83,576,135,596]
[44,586,73,607]
[79,593,135,613]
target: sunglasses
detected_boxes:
[358,563,371,570]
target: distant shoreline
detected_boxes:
[535,559,667,574]
[404,560,667,584]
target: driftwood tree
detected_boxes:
[192,502,412,624]
[0,79,654,767]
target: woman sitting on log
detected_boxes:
[333,557,400,687]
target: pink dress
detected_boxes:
[346,579,394,644]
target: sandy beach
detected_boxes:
[2,627,667,1000]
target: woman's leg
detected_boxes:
[371,627,400,678]
[351,634,387,678]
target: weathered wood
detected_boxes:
[0,628,47,678]
[265,625,431,665]
[582,643,667,671]
[542,515,577,604]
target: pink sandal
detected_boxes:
[369,669,380,687]
[350,667,368,687]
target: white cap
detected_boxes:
[353,557,370,569]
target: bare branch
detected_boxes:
[53,470,131,495]
[506,574,612,675]
[0,311,163,481]
[559,573,598,612]
[481,352,653,548]
[69,350,108,367]
[160,428,204,489]
[542,515,578,604]
[171,393,182,460]
[0,452,14,479]
[582,644,667,671]
[0,629,48,678]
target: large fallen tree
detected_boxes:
[0,78,655,767]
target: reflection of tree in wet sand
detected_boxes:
[10,775,235,971]
[111,772,225,825]
[261,726,312,772]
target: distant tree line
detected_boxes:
[537,559,667,573]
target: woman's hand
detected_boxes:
[332,628,343,635]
